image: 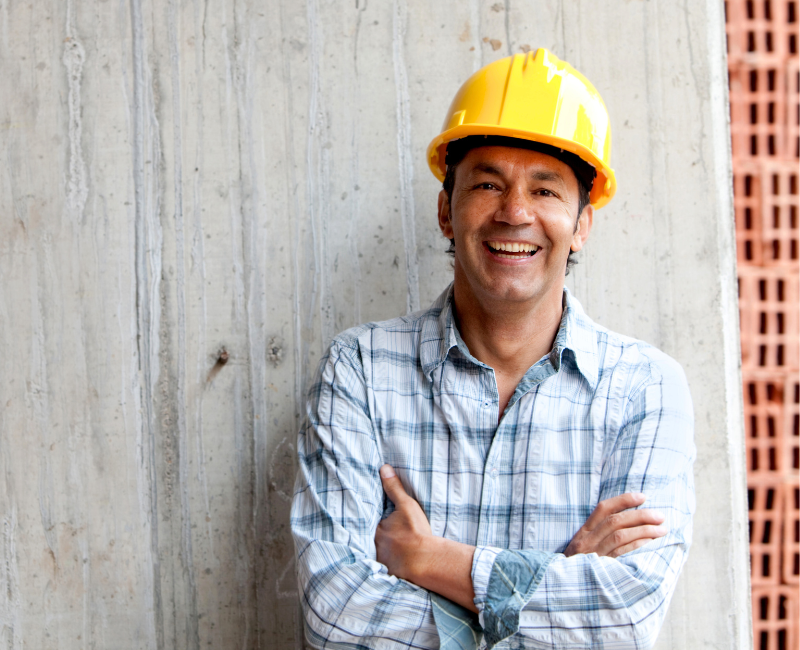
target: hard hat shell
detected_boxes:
[427,49,616,209]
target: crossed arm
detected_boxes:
[375,464,668,614]
[292,339,695,649]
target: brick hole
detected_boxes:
[766,31,773,52]
[795,552,800,574]
[763,519,773,543]
[750,520,755,540]
[751,69,759,91]
[749,487,756,510]
[777,312,784,333]
[794,383,799,403]
[778,595,787,619]
[795,518,799,542]
[760,312,768,333]
[768,135,775,155]
[748,31,756,51]
[752,134,759,155]
[790,174,798,194]
[767,101,775,123]
[762,553,771,576]
[794,414,799,437]
[752,414,759,437]
[725,0,729,22]
[791,33,797,54]
[772,239,781,258]
[764,0,772,19]
[789,0,797,22]
[746,240,754,259]
[748,0,755,18]
[768,69,776,91]
[794,445,799,468]
[790,240,797,259]
[759,631,768,650]
[773,206,780,227]
[759,279,767,299]
[777,279,784,300]
[778,630,787,647]
[769,447,777,468]
[750,382,758,403]
[751,103,758,124]
[753,447,761,468]
[795,487,800,509]
[791,205,798,228]
[768,416,776,437]
[777,344,784,365]
[746,207,753,229]
[772,174,780,194]
[746,174,754,195]
[760,596,769,620]
[767,488,775,509]
[760,345,768,365]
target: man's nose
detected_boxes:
[495,186,535,226]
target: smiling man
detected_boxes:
[292,49,695,650]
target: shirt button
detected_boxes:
[483,400,490,408]
[491,468,499,478]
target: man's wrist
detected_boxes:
[409,535,478,612]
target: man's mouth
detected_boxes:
[486,241,539,259]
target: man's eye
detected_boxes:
[476,183,497,190]
[535,188,556,197]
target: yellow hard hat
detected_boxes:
[427,49,616,208]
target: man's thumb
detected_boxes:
[379,464,408,505]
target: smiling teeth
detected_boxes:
[487,241,539,253]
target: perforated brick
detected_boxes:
[751,585,798,650]
[749,480,786,585]
[726,0,799,65]
[735,163,766,264]
[730,64,788,160]
[738,266,800,371]
[784,477,800,585]
[786,376,800,477]
[759,162,799,265]
[745,374,788,475]
[787,57,799,159]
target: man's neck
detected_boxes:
[452,281,565,380]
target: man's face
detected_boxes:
[438,145,593,310]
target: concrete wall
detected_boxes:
[0,0,748,648]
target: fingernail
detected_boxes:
[380,464,395,479]
[634,493,646,501]
[654,511,665,522]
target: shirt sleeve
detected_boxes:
[471,351,696,649]
[291,338,443,649]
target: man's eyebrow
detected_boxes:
[530,170,564,183]
[469,164,565,183]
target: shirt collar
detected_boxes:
[420,284,599,390]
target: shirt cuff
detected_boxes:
[472,548,555,648]
[430,592,483,650]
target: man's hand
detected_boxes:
[375,464,478,611]
[564,493,667,558]
[375,464,433,582]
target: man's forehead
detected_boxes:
[459,146,576,183]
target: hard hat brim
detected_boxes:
[427,124,617,209]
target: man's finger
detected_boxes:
[597,524,667,556]
[584,493,647,528]
[380,464,411,506]
[608,538,656,558]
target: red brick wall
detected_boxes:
[726,1,799,648]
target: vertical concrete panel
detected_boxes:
[0,1,747,649]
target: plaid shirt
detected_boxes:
[291,285,695,649]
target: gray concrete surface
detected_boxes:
[0,0,749,648]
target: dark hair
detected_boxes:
[442,137,592,275]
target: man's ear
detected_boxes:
[438,189,453,240]
[570,203,593,253]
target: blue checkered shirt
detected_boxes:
[291,285,695,649]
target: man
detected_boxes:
[291,49,694,649]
